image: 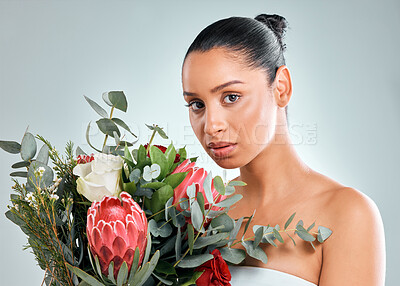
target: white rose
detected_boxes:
[73,153,124,202]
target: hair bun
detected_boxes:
[255,14,288,50]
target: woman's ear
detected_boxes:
[272,65,292,108]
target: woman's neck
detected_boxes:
[237,118,311,206]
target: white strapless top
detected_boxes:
[229,266,318,286]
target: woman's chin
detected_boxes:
[210,155,243,169]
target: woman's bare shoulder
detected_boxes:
[307,173,386,284]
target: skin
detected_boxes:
[181,47,386,285]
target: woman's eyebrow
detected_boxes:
[183,80,244,97]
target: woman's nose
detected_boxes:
[203,106,226,137]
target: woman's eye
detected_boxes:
[185,101,204,111]
[223,94,240,104]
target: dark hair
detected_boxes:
[183,13,290,115]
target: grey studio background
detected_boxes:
[0,0,398,285]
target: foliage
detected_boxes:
[1,91,333,286]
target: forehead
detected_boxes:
[182,48,266,91]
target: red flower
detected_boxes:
[171,159,226,213]
[196,249,231,286]
[76,154,94,164]
[143,144,181,163]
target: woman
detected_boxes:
[181,14,386,285]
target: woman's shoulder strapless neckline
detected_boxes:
[229,265,318,286]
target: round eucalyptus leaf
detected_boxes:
[96,118,121,138]
[20,132,37,161]
[36,144,50,165]
[220,247,246,264]
[102,91,113,107]
[108,91,127,112]
[27,161,54,189]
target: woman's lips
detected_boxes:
[209,143,237,158]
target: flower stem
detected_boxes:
[173,194,221,268]
[146,128,157,154]
[102,106,115,152]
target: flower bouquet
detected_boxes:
[1,91,332,286]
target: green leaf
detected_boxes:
[203,171,214,204]
[177,147,187,161]
[180,271,204,286]
[163,172,188,189]
[197,192,205,215]
[123,181,137,197]
[86,122,102,153]
[96,118,121,138]
[36,144,50,165]
[76,146,87,156]
[211,213,234,233]
[0,140,21,154]
[307,221,315,232]
[66,264,104,286]
[108,91,128,112]
[10,171,28,178]
[213,176,225,195]
[84,95,108,118]
[175,227,182,260]
[141,182,166,190]
[220,247,246,264]
[27,161,54,188]
[102,91,113,106]
[241,240,268,264]
[151,185,174,221]
[229,217,244,244]
[215,194,243,208]
[11,161,30,169]
[20,132,37,161]
[108,261,116,283]
[193,233,229,249]
[142,233,152,265]
[129,250,160,286]
[318,226,333,242]
[94,255,103,278]
[295,224,316,242]
[284,212,296,230]
[165,143,176,170]
[154,125,168,139]
[243,210,256,236]
[253,226,264,248]
[148,219,173,238]
[149,145,168,180]
[188,224,194,255]
[191,200,203,232]
[128,247,140,282]
[155,260,176,275]
[227,180,247,187]
[273,228,284,243]
[112,118,137,137]
[117,261,128,286]
[152,273,173,285]
[287,233,296,246]
[178,253,214,268]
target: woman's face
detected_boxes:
[181,47,281,169]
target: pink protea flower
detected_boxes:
[171,159,226,213]
[86,192,148,278]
